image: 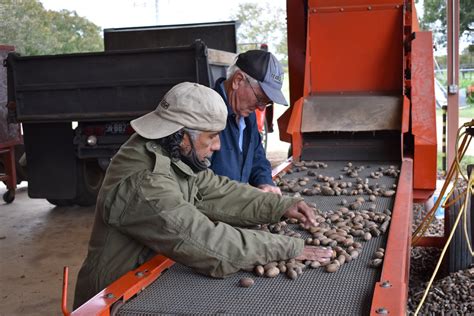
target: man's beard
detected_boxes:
[181,141,211,173]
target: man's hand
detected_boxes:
[283,201,317,229]
[258,184,282,195]
[295,246,334,263]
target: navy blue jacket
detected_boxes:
[210,78,273,187]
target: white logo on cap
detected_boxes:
[271,73,282,84]
[160,99,170,109]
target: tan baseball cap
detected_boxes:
[131,82,227,139]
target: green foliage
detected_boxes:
[435,62,473,87]
[436,105,474,118]
[434,49,474,68]
[460,104,474,117]
[231,3,287,67]
[435,69,474,107]
[437,152,474,172]
[419,0,474,47]
[0,0,103,56]
[434,48,474,107]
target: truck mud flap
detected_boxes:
[23,123,76,199]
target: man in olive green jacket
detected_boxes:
[73,82,332,308]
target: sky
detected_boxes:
[39,0,467,56]
[39,0,425,31]
[39,0,286,29]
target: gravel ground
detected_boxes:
[408,203,473,315]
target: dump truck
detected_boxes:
[5,22,238,206]
[65,1,456,315]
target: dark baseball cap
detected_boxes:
[236,50,288,106]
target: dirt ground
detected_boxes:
[0,184,95,315]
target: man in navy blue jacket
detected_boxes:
[211,50,287,194]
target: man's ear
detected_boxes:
[231,70,245,90]
[180,132,192,155]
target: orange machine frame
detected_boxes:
[65,255,174,316]
[281,0,436,200]
[68,1,435,315]
[67,160,413,316]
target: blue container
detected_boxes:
[432,194,446,218]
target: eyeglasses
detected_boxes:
[245,76,273,108]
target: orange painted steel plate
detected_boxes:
[310,0,403,7]
[371,158,412,315]
[72,255,174,316]
[308,6,403,93]
[411,31,437,191]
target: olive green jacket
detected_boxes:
[74,134,304,308]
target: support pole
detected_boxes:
[442,105,447,173]
[446,0,459,170]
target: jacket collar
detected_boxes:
[215,77,236,118]
[145,141,196,177]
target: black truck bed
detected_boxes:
[6,41,227,123]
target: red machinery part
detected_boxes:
[371,158,413,315]
[411,32,437,201]
[70,159,414,315]
[255,108,265,133]
[0,44,21,204]
[70,255,174,316]
[71,158,414,315]
[281,0,436,200]
[68,0,436,314]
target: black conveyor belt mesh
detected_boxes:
[118,161,400,316]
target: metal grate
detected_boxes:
[118,161,399,316]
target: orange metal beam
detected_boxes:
[413,189,436,203]
[412,236,447,248]
[288,98,304,160]
[370,158,413,315]
[286,0,306,112]
[411,31,437,193]
[71,255,174,316]
[310,0,403,6]
[410,0,420,31]
[279,0,307,144]
[62,267,70,316]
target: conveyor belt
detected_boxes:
[117,161,399,316]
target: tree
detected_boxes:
[0,0,103,56]
[231,3,288,67]
[419,0,474,47]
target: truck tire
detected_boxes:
[47,198,74,207]
[74,159,104,207]
[444,188,472,274]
